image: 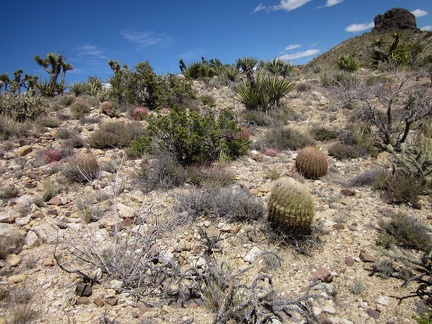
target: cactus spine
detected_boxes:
[268,177,315,234]
[295,146,328,180]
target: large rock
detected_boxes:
[373,8,418,33]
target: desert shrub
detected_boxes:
[365,74,393,86]
[64,135,84,149]
[135,151,187,192]
[69,100,90,119]
[240,110,273,127]
[348,168,381,187]
[328,142,366,160]
[320,70,357,88]
[36,115,62,128]
[311,126,339,141]
[174,187,263,222]
[0,185,19,199]
[336,54,360,72]
[185,165,235,189]
[377,213,431,252]
[155,74,197,108]
[7,288,37,324]
[296,82,312,92]
[214,64,241,85]
[87,121,145,149]
[79,116,101,125]
[55,127,79,140]
[131,107,249,165]
[262,127,315,151]
[41,179,62,202]
[0,116,34,139]
[63,153,100,183]
[200,95,216,107]
[373,170,424,206]
[0,93,48,121]
[40,148,62,164]
[59,95,75,106]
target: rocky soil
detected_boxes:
[0,71,431,324]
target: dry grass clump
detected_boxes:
[311,125,339,141]
[373,170,424,207]
[328,142,367,160]
[0,116,34,140]
[185,165,235,188]
[87,121,145,149]
[377,213,432,252]
[135,151,187,192]
[62,153,100,183]
[348,168,381,187]
[69,100,91,119]
[6,288,37,324]
[255,126,315,151]
[174,187,263,223]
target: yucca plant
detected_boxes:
[35,79,56,97]
[236,57,258,85]
[69,82,83,97]
[261,75,296,107]
[235,80,263,110]
[336,54,360,72]
[214,64,241,85]
[261,57,293,77]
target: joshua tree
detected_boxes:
[34,53,73,90]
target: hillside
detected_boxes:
[304,29,432,72]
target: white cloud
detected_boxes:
[421,25,432,31]
[345,22,374,33]
[254,4,267,13]
[77,44,106,59]
[274,0,312,11]
[325,0,343,7]
[412,9,428,17]
[279,49,320,60]
[285,44,301,51]
[120,30,175,50]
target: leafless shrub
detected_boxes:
[62,153,100,183]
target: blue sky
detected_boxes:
[1,0,431,83]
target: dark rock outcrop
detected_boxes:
[373,8,418,33]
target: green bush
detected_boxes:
[328,142,366,160]
[0,93,47,121]
[131,107,250,165]
[336,54,360,72]
[87,121,145,149]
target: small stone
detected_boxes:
[377,296,389,306]
[7,274,27,284]
[75,282,92,297]
[93,297,104,307]
[359,252,377,263]
[105,296,118,306]
[312,267,334,283]
[319,313,333,324]
[120,217,134,227]
[333,224,345,230]
[244,246,262,263]
[203,220,211,227]
[76,297,90,304]
[48,196,64,206]
[25,230,40,248]
[18,145,33,156]
[345,256,355,267]
[341,189,356,196]
[15,215,32,226]
[110,279,123,290]
[366,308,380,319]
[6,254,21,267]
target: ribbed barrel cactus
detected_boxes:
[268,177,315,234]
[295,146,328,180]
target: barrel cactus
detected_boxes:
[295,146,328,179]
[268,177,315,234]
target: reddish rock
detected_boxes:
[333,224,345,230]
[345,256,355,267]
[93,297,104,307]
[47,209,59,216]
[121,217,134,227]
[341,189,356,196]
[312,267,334,283]
[48,196,64,206]
[359,252,377,263]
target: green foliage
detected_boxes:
[131,107,249,165]
[336,54,360,72]
[311,126,339,141]
[87,121,145,149]
[200,95,216,107]
[320,70,357,88]
[261,57,293,77]
[108,60,195,109]
[69,82,83,97]
[34,52,73,92]
[185,165,235,189]
[268,177,315,234]
[235,75,296,111]
[0,116,34,139]
[377,213,431,252]
[386,135,432,187]
[295,146,329,179]
[0,93,47,121]
[213,64,241,85]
